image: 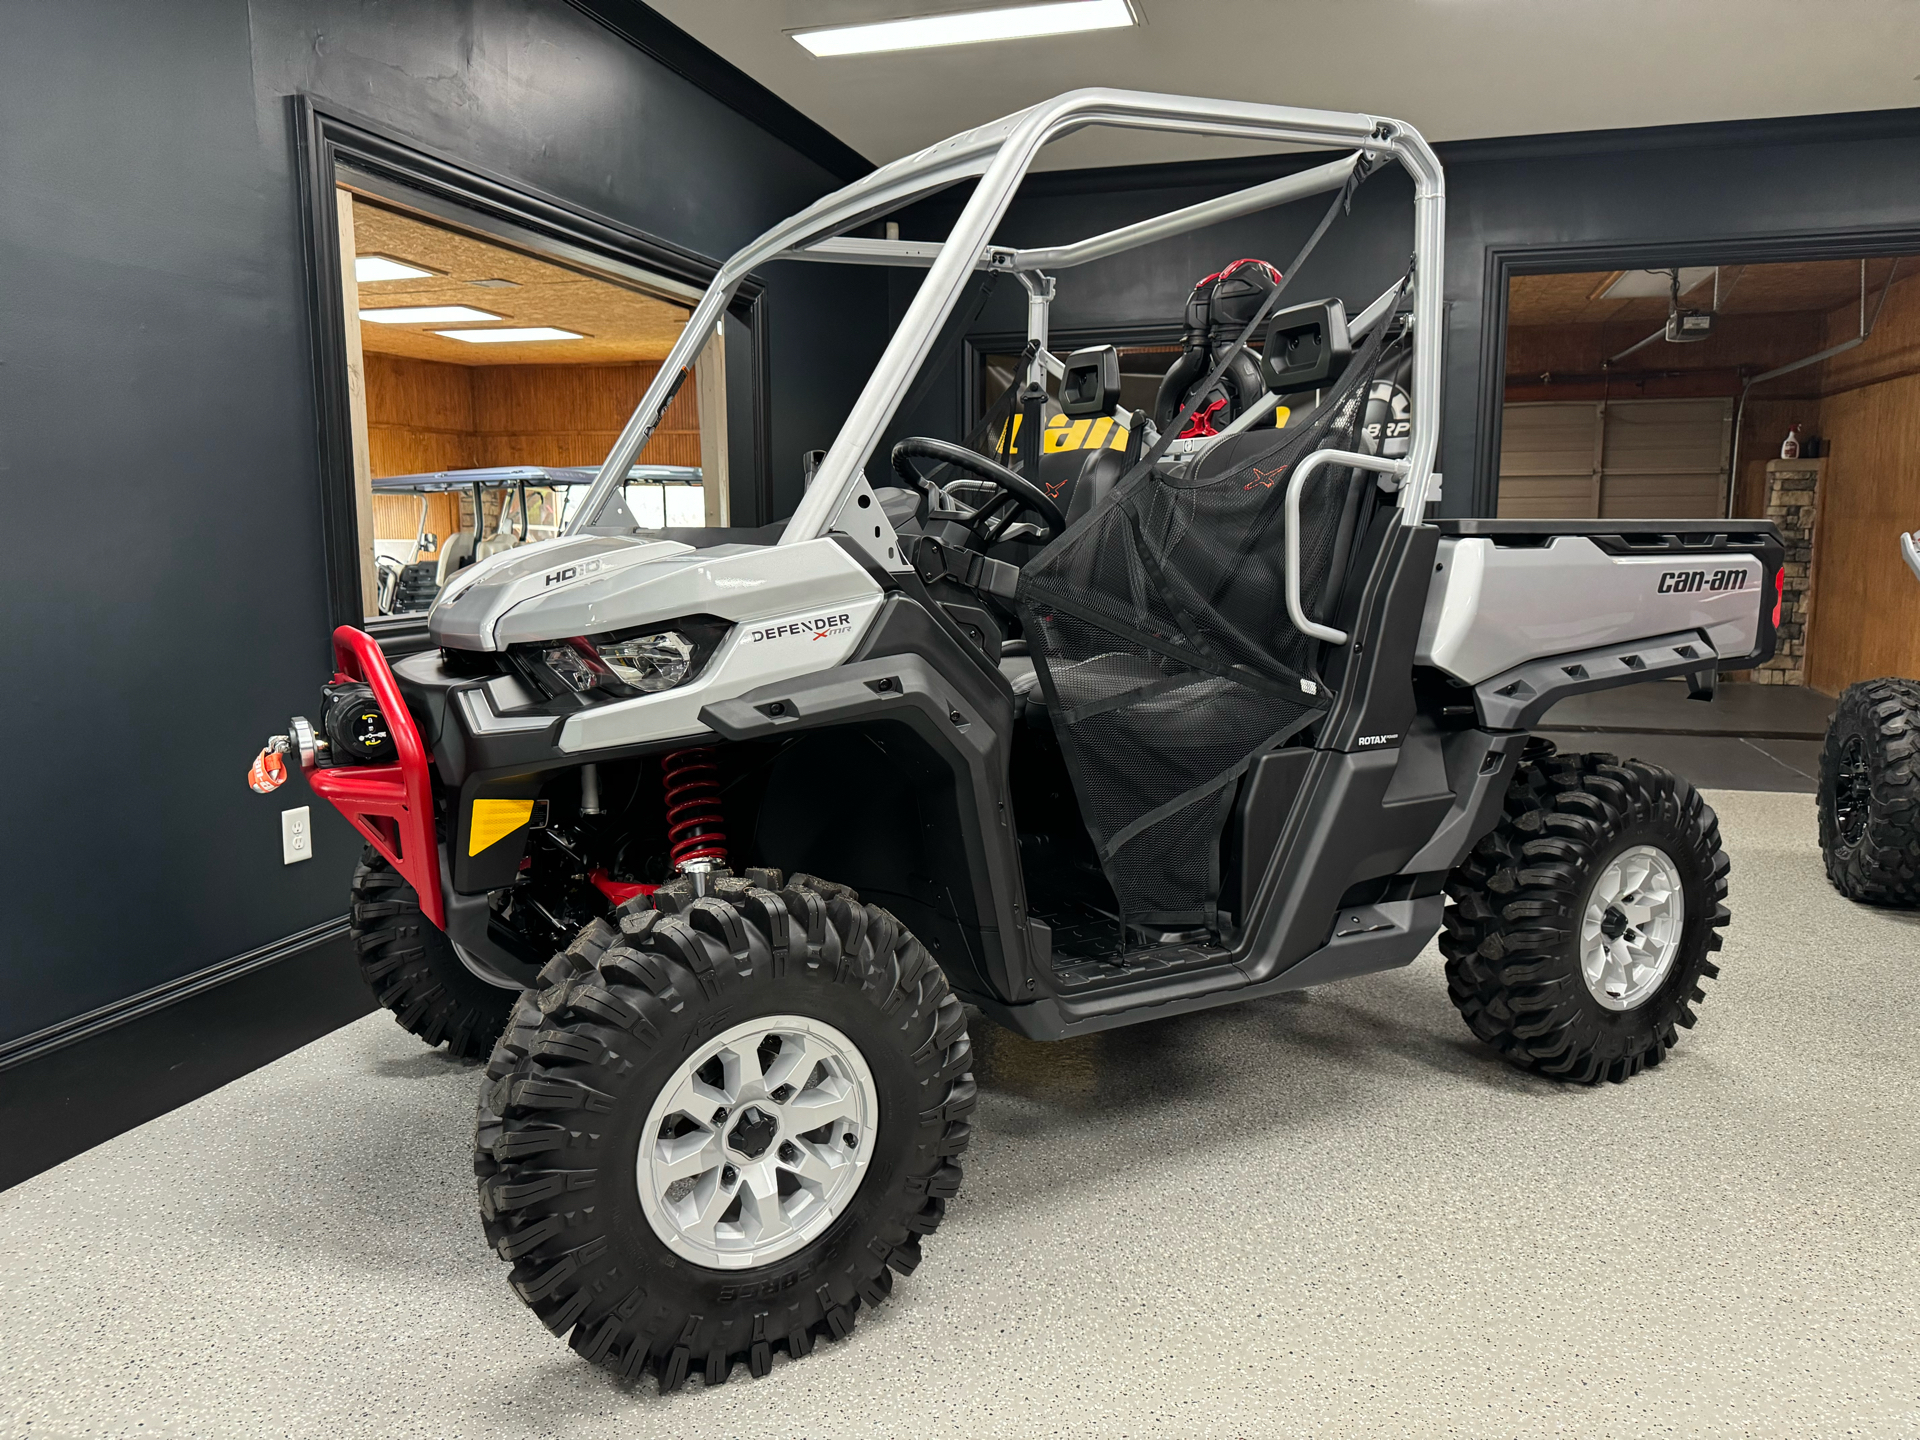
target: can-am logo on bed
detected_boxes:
[750,613,854,643]
[1657,569,1750,594]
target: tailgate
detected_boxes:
[1417,519,1783,685]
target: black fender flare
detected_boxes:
[697,638,1038,1005]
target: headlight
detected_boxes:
[538,641,609,694]
[595,630,694,692]
[510,617,730,704]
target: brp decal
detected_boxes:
[1361,381,1411,459]
[749,613,854,643]
[1657,568,1750,595]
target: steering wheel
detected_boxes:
[891,437,1067,546]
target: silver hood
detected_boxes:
[428,532,882,651]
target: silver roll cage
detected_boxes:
[564,88,1445,550]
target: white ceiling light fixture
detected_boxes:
[1599,267,1717,300]
[354,254,436,283]
[791,0,1134,57]
[436,327,584,343]
[360,305,502,324]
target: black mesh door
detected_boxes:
[1016,316,1402,934]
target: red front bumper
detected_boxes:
[306,626,445,929]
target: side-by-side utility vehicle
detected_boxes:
[251,91,1781,1391]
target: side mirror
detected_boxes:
[1260,298,1351,395]
[1059,345,1122,418]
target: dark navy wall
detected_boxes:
[0,0,883,1048]
[888,111,1917,511]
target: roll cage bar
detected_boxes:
[564,88,1445,550]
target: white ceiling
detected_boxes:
[650,0,1919,171]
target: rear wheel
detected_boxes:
[1818,677,1919,907]
[1441,747,1731,1084]
[473,869,975,1391]
[350,847,515,1060]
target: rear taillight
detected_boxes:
[1772,570,1784,630]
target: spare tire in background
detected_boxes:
[1819,677,1920,907]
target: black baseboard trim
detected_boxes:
[0,916,351,1072]
[0,923,377,1192]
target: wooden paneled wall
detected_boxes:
[467,364,701,469]
[367,354,477,478]
[1731,395,1820,518]
[1819,268,1919,394]
[1804,272,1920,692]
[364,354,701,508]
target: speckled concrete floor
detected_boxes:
[1,791,1914,1439]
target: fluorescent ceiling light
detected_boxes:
[435,327,583,343]
[360,305,501,324]
[792,0,1133,57]
[354,255,434,283]
[1599,267,1716,300]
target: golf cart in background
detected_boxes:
[1816,529,1921,905]
[371,464,704,616]
[250,89,1781,1391]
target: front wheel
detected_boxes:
[350,847,516,1060]
[473,870,975,1391]
[1440,747,1731,1084]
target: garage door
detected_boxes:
[1498,398,1732,518]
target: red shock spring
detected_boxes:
[661,747,728,871]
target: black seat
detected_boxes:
[1153,258,1279,437]
[1064,446,1128,526]
[998,653,1049,723]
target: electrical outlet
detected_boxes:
[282,806,313,865]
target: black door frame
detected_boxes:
[292,96,770,637]
[1472,224,1919,517]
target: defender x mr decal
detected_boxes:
[749,613,854,643]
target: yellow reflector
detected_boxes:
[469,798,534,855]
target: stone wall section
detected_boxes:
[1755,458,1821,685]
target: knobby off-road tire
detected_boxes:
[474,870,976,1391]
[350,847,514,1060]
[1818,677,1919,907]
[1441,747,1731,1085]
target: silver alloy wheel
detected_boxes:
[1579,844,1687,1010]
[636,1015,878,1271]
